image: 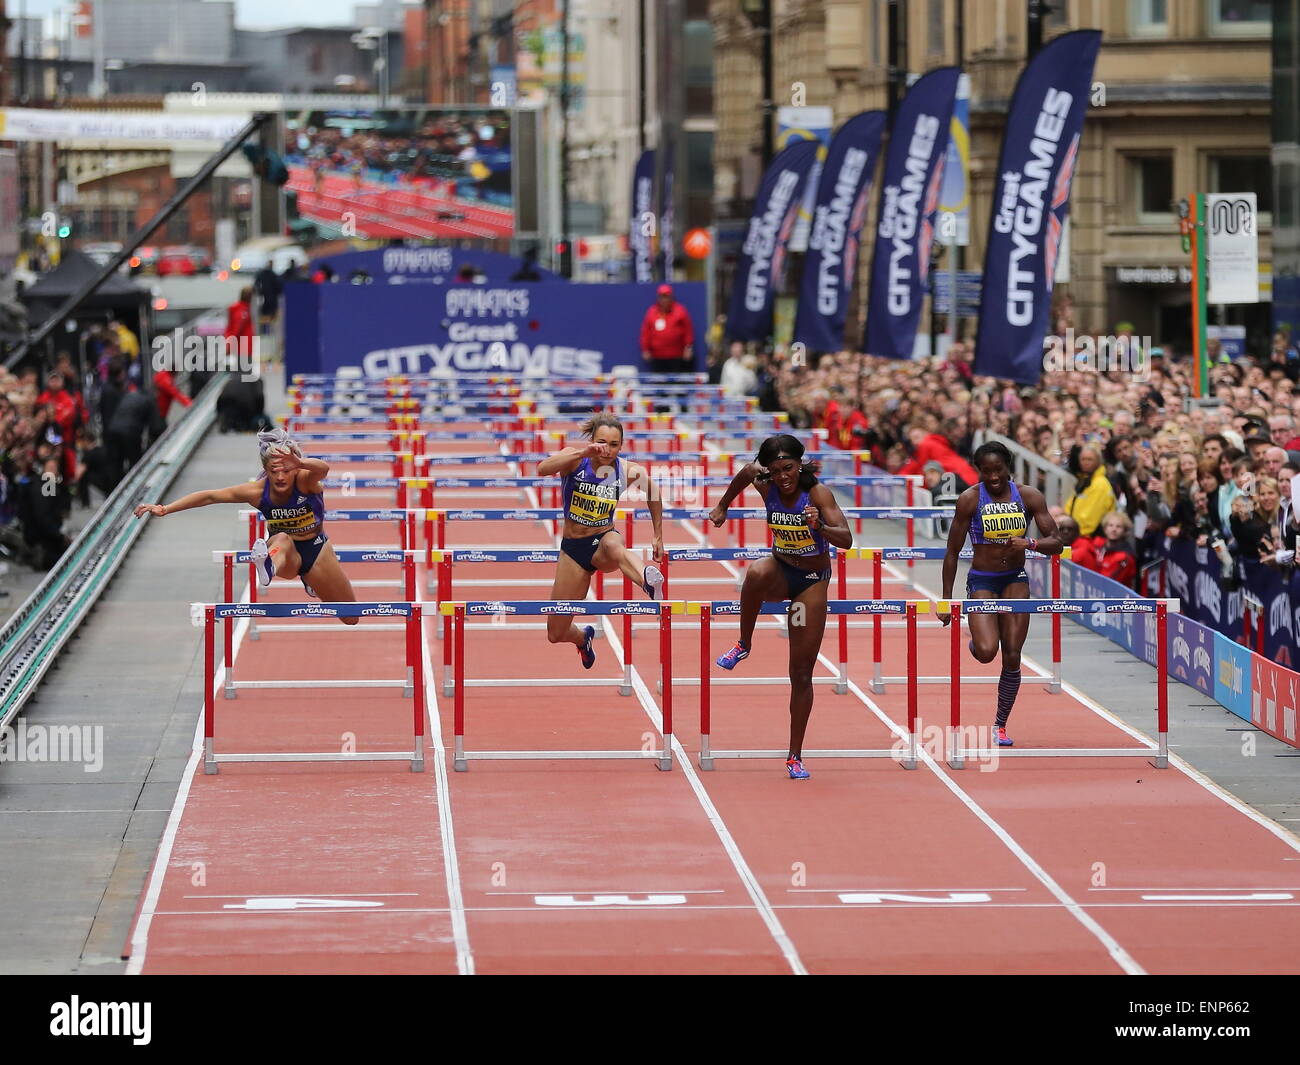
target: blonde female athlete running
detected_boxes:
[134,428,360,624]
[537,412,665,670]
[709,433,852,779]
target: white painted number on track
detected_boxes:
[837,892,993,905]
[222,897,386,910]
[532,894,688,907]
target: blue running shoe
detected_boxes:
[643,564,664,600]
[250,538,275,588]
[578,625,596,670]
[994,726,1014,747]
[716,641,749,670]
[786,757,810,780]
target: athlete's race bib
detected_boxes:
[979,501,1027,541]
[568,480,619,527]
[265,506,319,534]
[769,511,817,556]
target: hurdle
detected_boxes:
[193,601,426,774]
[937,597,1176,768]
[842,546,1070,694]
[217,547,417,667]
[691,599,931,770]
[439,599,684,771]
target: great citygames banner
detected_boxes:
[630,149,656,283]
[1029,554,1299,750]
[285,280,705,378]
[863,67,958,360]
[974,30,1101,383]
[792,110,886,354]
[309,246,561,284]
[726,138,820,342]
[0,107,249,142]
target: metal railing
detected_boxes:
[970,428,1073,509]
[0,375,222,730]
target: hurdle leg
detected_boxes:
[871,553,885,693]
[453,606,467,771]
[658,605,673,771]
[1050,555,1062,693]
[699,605,713,770]
[247,513,260,641]
[622,519,634,696]
[223,556,236,699]
[204,608,217,774]
[902,604,918,769]
[835,553,848,694]
[411,607,426,771]
[948,603,964,769]
[1155,602,1168,769]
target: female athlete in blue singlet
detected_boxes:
[134,429,361,624]
[708,434,853,779]
[941,440,1063,745]
[537,412,665,669]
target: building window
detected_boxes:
[1129,0,1168,37]
[928,0,945,55]
[1210,154,1273,221]
[1046,0,1069,28]
[1208,0,1272,36]
[1132,154,1173,224]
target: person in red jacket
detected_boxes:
[898,421,980,486]
[1090,511,1138,588]
[154,367,193,420]
[1053,514,1099,570]
[36,370,85,482]
[224,286,255,354]
[640,284,695,374]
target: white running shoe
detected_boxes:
[250,538,275,588]
[643,564,665,601]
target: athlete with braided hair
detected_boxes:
[134,427,360,623]
[709,433,853,779]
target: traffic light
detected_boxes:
[241,144,290,187]
[554,239,573,278]
[57,220,71,239]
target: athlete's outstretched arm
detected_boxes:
[709,462,760,526]
[940,490,978,619]
[807,484,852,551]
[134,481,260,518]
[1007,487,1063,555]
[537,441,609,477]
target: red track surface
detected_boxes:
[287,167,513,240]
[128,430,1300,974]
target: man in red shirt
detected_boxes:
[640,284,695,374]
[154,368,193,420]
[36,370,85,481]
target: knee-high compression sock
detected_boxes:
[996,669,1022,728]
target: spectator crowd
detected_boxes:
[709,325,1300,592]
[0,317,194,576]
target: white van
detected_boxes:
[230,237,309,274]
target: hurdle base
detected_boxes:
[209,751,424,770]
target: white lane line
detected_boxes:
[509,467,808,973]
[894,560,1300,857]
[418,533,476,976]
[600,612,809,975]
[674,493,1143,974]
[127,599,254,974]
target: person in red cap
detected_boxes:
[640,284,695,374]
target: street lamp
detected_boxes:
[350,27,390,106]
[738,0,773,166]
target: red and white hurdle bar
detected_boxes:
[192,601,427,774]
[214,548,418,693]
[937,597,1175,767]
[844,546,1072,694]
[439,600,683,772]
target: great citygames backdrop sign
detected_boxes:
[284,280,706,377]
